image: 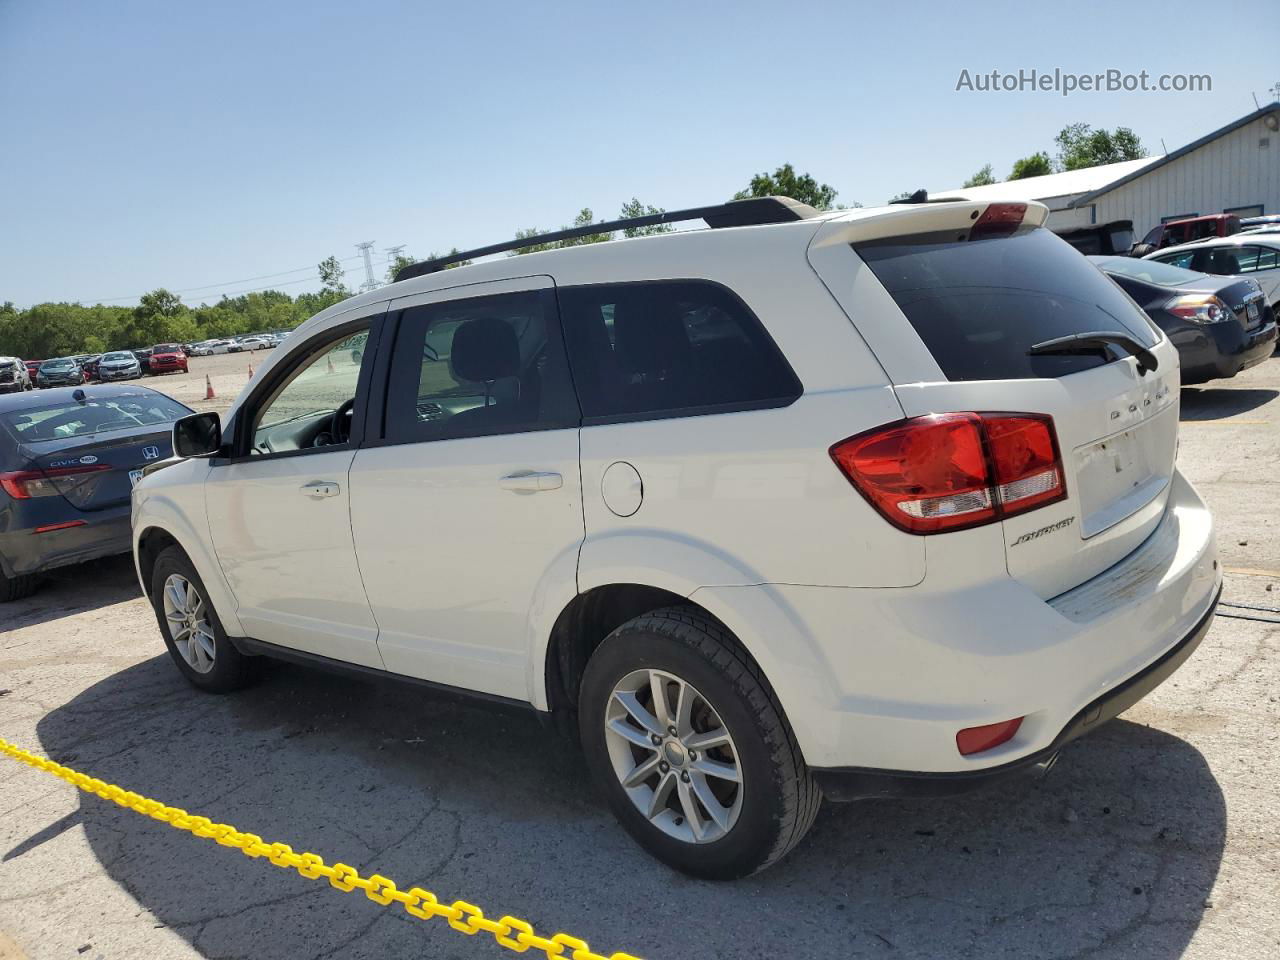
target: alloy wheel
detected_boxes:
[603,668,743,843]
[162,573,216,674]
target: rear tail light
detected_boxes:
[830,413,1066,534]
[1165,293,1230,324]
[956,717,1024,756]
[0,464,111,500]
[971,202,1027,239]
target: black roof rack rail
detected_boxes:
[393,196,819,281]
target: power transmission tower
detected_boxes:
[355,241,378,292]
[385,245,406,281]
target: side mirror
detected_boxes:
[173,412,222,458]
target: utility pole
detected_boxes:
[355,241,378,293]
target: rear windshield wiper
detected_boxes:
[1028,331,1158,375]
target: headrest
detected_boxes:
[450,317,520,383]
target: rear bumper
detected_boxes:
[812,582,1219,799]
[0,505,132,577]
[694,469,1219,778]
[1176,317,1277,383]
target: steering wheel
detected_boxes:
[329,398,356,445]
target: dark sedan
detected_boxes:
[35,358,87,388]
[1090,256,1277,384]
[0,384,193,601]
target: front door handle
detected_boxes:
[301,481,341,499]
[499,471,563,493]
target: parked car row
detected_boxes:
[188,333,283,355]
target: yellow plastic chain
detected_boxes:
[0,737,642,960]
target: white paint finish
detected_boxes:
[203,449,382,666]
[348,429,583,700]
[600,461,643,517]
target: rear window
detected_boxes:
[855,227,1160,382]
[1094,256,1203,287]
[1,394,191,441]
[558,280,801,421]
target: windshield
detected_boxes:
[1,394,192,441]
[152,344,182,353]
[40,359,75,370]
[101,352,135,362]
[1093,256,1206,287]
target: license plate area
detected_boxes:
[1246,300,1261,327]
[1073,419,1172,539]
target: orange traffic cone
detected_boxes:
[204,375,215,400]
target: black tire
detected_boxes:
[0,570,39,602]
[579,606,820,880]
[149,545,257,693]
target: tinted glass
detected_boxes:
[1155,250,1198,270]
[2,393,191,441]
[855,227,1159,382]
[1094,256,1203,287]
[385,289,578,442]
[558,280,800,421]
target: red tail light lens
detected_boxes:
[0,464,111,500]
[971,202,1027,239]
[956,717,1023,756]
[830,413,1065,534]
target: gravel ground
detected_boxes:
[1,354,1278,960]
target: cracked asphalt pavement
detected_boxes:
[2,359,1280,959]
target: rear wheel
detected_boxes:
[0,570,39,602]
[579,606,820,879]
[150,546,256,693]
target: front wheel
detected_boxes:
[579,607,820,879]
[150,546,257,693]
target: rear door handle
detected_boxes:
[499,471,563,492]
[301,481,341,499]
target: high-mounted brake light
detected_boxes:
[971,202,1027,239]
[829,413,1066,535]
[0,464,111,500]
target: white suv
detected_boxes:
[132,196,1220,879]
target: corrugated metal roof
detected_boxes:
[932,157,1159,204]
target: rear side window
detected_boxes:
[855,227,1160,382]
[384,289,579,443]
[558,280,801,422]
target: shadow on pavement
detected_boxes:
[0,554,140,633]
[1181,387,1278,420]
[24,656,1224,960]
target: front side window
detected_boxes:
[250,327,370,453]
[558,280,801,421]
[384,289,578,442]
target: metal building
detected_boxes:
[934,102,1280,238]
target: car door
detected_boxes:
[1237,244,1280,305]
[348,276,583,701]
[204,310,386,667]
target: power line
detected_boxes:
[182,261,393,304]
[77,250,392,306]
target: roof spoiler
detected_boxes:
[394,196,819,281]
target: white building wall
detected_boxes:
[1090,113,1280,237]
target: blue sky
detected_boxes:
[2,0,1277,308]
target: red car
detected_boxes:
[147,343,189,375]
[24,360,42,380]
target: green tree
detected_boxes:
[1054,123,1145,171]
[733,163,838,210]
[963,164,997,187]
[387,252,417,282]
[424,247,473,270]
[510,208,613,255]
[318,255,348,294]
[619,198,673,238]
[1008,151,1054,180]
